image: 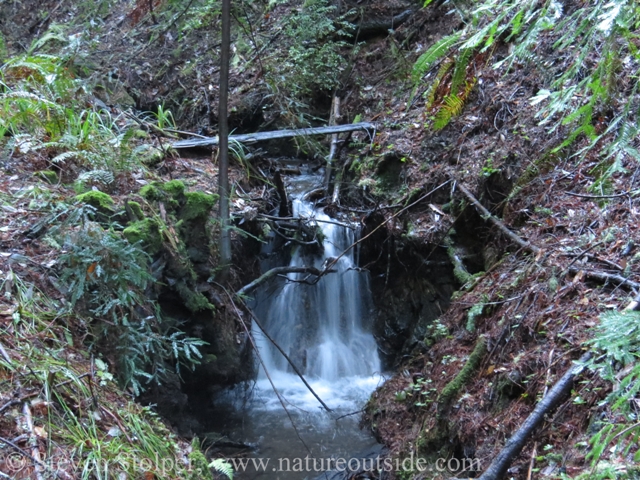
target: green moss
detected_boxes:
[140,180,186,204]
[445,236,473,285]
[75,191,114,211]
[36,170,58,184]
[181,192,218,221]
[140,184,162,201]
[126,201,144,221]
[176,281,213,312]
[133,129,149,139]
[188,438,214,480]
[139,145,165,166]
[123,218,163,254]
[466,302,485,333]
[163,179,186,197]
[438,336,487,409]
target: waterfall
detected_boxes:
[250,177,381,410]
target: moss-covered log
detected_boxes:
[438,336,487,409]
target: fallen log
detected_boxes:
[477,352,592,480]
[171,122,376,148]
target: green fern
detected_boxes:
[587,310,640,466]
[424,59,454,109]
[412,33,462,82]
[209,459,234,479]
[434,94,465,130]
[450,48,474,97]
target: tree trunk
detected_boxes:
[218,0,232,280]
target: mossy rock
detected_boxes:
[163,179,186,197]
[140,180,186,209]
[176,280,213,312]
[181,191,218,221]
[123,218,163,254]
[75,191,114,213]
[140,183,163,202]
[36,170,58,184]
[139,144,165,166]
[126,200,144,221]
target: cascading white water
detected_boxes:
[250,175,382,411]
[209,175,383,480]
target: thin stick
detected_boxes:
[242,303,333,412]
[23,402,44,480]
[565,191,629,199]
[457,183,540,254]
[324,180,452,271]
[236,266,333,298]
[219,286,311,453]
[258,214,355,229]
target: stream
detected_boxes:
[208,171,385,479]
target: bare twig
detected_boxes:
[456,183,540,254]
[568,266,640,290]
[236,266,333,298]
[565,191,629,199]
[258,214,355,229]
[218,285,311,453]
[23,402,44,480]
[242,303,333,412]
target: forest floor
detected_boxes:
[1,0,640,479]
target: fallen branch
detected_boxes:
[477,352,592,480]
[457,183,540,254]
[258,214,355,229]
[171,122,376,148]
[438,336,487,410]
[236,266,332,298]
[565,191,630,199]
[568,266,640,291]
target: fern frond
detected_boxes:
[450,48,474,96]
[77,169,115,185]
[209,459,234,480]
[412,33,461,82]
[51,151,85,164]
[425,60,454,109]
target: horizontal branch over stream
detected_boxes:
[171,122,377,148]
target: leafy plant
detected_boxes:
[51,204,206,394]
[0,271,198,480]
[0,53,140,174]
[415,0,640,184]
[586,310,640,466]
